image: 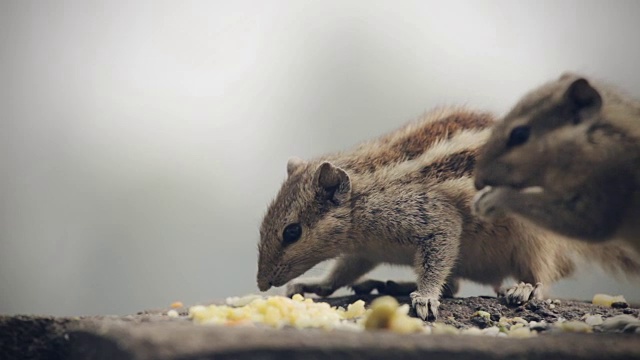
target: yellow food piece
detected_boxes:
[592,293,627,307]
[508,327,536,338]
[582,314,604,326]
[555,320,593,333]
[189,294,425,333]
[472,311,491,320]
[431,323,460,335]
[388,304,425,334]
[388,315,423,334]
[343,300,366,319]
[364,296,399,330]
[188,294,357,330]
[170,301,184,309]
[460,327,484,336]
[166,309,179,318]
[512,317,528,325]
[189,293,550,337]
[362,296,423,333]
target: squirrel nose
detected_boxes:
[257,278,273,292]
[474,177,486,190]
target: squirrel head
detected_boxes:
[474,72,604,192]
[256,158,352,292]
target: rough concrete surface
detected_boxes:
[2,295,640,360]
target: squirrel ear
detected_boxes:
[314,162,351,204]
[558,72,579,81]
[287,157,306,176]
[564,78,602,115]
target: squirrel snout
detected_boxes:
[257,278,272,292]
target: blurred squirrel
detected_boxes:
[474,72,640,254]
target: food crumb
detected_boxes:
[582,314,604,326]
[555,320,593,333]
[508,326,536,338]
[431,323,460,335]
[592,294,627,308]
[170,301,184,309]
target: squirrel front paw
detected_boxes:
[472,186,508,219]
[410,292,440,321]
[285,279,335,298]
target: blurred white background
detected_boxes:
[2,0,640,316]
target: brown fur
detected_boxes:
[258,106,640,320]
[327,108,494,173]
[474,72,640,254]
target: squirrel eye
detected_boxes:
[507,125,530,147]
[282,223,302,245]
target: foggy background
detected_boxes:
[2,0,640,316]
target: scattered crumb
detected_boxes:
[365,296,425,334]
[582,314,604,326]
[555,320,592,333]
[508,327,536,338]
[431,323,460,335]
[180,293,637,337]
[592,294,627,308]
[170,301,184,309]
[472,311,491,319]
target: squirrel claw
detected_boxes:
[410,292,440,321]
[499,282,544,305]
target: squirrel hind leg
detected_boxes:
[384,280,417,296]
[350,279,387,295]
[441,277,460,298]
[497,281,544,306]
[350,279,418,296]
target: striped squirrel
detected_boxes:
[473,73,640,254]
[257,108,640,321]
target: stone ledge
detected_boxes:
[2,296,639,360]
[65,319,640,360]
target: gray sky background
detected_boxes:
[1,0,639,316]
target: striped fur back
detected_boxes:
[324,108,495,181]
